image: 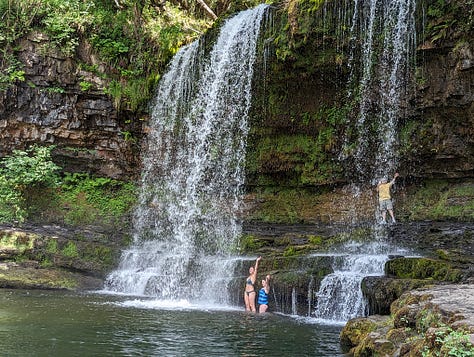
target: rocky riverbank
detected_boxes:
[341,284,474,356]
[0,223,127,290]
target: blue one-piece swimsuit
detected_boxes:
[258,288,268,305]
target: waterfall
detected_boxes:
[313,0,417,322]
[104,4,269,304]
[349,0,417,181]
[291,287,297,315]
[313,243,390,322]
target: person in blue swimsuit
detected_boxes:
[244,256,261,312]
[258,274,271,313]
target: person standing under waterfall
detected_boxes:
[377,172,399,224]
[258,274,271,313]
[244,256,261,312]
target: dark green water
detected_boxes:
[0,289,344,356]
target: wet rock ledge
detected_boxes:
[0,224,126,290]
[341,284,474,356]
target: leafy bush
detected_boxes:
[0,145,61,223]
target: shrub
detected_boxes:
[0,145,61,223]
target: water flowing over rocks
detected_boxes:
[0,2,472,355]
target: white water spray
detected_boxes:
[104,5,269,304]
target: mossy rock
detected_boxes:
[352,334,395,357]
[393,305,419,329]
[386,327,416,345]
[340,316,383,350]
[0,230,38,257]
[362,276,434,315]
[385,257,463,282]
[0,263,100,290]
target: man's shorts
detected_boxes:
[379,199,393,211]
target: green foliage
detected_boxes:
[435,328,474,357]
[32,0,98,57]
[0,175,25,223]
[240,234,264,252]
[424,0,466,43]
[1,145,61,187]
[45,86,66,94]
[0,50,25,90]
[421,326,474,357]
[283,246,297,257]
[0,0,42,45]
[405,180,474,221]
[79,81,93,91]
[59,173,136,226]
[0,0,212,108]
[0,145,61,223]
[46,239,58,254]
[61,241,78,258]
[308,235,322,245]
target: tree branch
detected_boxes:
[196,0,217,20]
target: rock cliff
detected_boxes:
[0,32,142,180]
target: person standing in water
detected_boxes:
[258,274,271,313]
[244,256,261,312]
[377,172,399,224]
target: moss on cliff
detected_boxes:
[386,257,463,282]
[400,180,474,222]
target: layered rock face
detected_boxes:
[404,40,474,179]
[1,7,473,185]
[0,32,141,180]
[246,2,474,188]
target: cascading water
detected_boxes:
[313,241,409,322]
[349,0,417,180]
[104,4,269,304]
[313,0,417,322]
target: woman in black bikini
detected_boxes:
[244,256,261,312]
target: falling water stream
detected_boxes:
[0,2,431,356]
[312,0,417,322]
[104,5,269,304]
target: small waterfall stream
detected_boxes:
[104,5,269,304]
[312,241,403,323]
[349,0,417,179]
[313,0,417,323]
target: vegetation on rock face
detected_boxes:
[400,180,474,222]
[0,0,262,110]
[422,0,474,44]
[386,257,463,282]
[0,146,137,228]
[0,145,61,223]
[342,286,474,357]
